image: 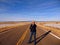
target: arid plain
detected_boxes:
[0,21,60,45]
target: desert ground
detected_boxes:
[0,21,60,45]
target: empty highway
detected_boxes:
[0,24,60,45]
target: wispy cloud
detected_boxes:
[0,0,60,21]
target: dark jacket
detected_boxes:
[30,24,37,32]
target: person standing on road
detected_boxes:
[28,21,37,45]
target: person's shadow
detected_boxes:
[28,30,51,45]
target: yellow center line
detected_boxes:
[16,27,29,45]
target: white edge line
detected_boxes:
[50,33,60,39]
[37,25,60,40]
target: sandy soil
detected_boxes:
[44,24,60,29]
[0,22,30,32]
[37,23,60,37]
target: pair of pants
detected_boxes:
[29,32,36,45]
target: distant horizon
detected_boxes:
[0,21,60,22]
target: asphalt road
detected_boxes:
[0,24,29,45]
[22,26,60,45]
[0,24,60,45]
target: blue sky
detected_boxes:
[0,0,60,21]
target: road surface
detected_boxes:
[22,26,60,45]
[0,24,29,45]
[0,24,60,45]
